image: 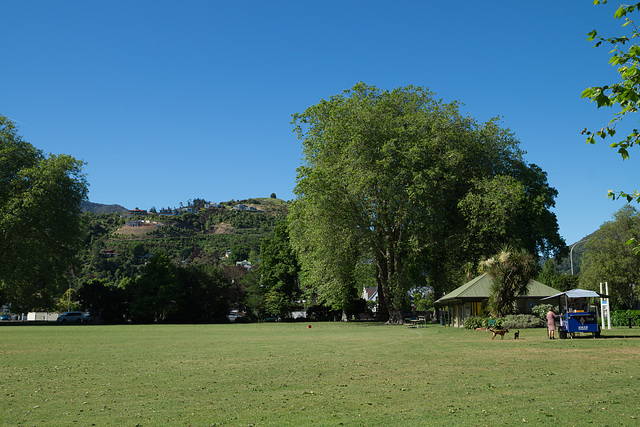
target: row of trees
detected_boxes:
[79,252,231,323]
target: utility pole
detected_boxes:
[570,239,588,275]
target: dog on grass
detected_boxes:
[489,327,509,340]
[514,330,519,340]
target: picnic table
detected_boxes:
[406,316,427,328]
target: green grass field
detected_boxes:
[2,323,639,426]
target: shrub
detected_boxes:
[611,310,640,327]
[481,317,505,328]
[531,304,559,321]
[464,316,483,329]
[503,314,545,329]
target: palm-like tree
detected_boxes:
[479,246,537,317]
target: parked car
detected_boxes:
[226,311,245,323]
[0,314,11,321]
[82,313,102,323]
[57,311,84,323]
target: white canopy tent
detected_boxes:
[541,289,608,300]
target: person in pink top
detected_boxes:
[546,307,558,339]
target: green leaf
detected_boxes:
[581,87,595,98]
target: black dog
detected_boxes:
[514,330,520,340]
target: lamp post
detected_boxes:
[570,239,588,275]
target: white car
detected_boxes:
[227,311,244,322]
[57,311,84,323]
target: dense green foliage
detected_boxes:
[611,309,640,326]
[502,314,545,329]
[536,259,579,292]
[290,83,565,323]
[463,316,484,329]
[130,251,182,323]
[465,314,544,330]
[531,303,560,321]
[583,1,640,202]
[580,205,640,309]
[258,220,301,318]
[0,115,88,312]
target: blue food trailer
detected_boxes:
[542,289,608,339]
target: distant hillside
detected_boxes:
[81,201,128,214]
[73,197,290,288]
[555,232,596,276]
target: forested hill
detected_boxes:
[81,201,128,214]
[74,197,290,288]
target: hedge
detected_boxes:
[611,310,640,327]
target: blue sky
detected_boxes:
[2,1,638,245]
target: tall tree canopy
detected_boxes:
[289,83,565,323]
[0,115,88,311]
[580,205,640,309]
[131,251,181,323]
[582,1,640,202]
[259,220,301,318]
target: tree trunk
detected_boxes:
[375,260,390,322]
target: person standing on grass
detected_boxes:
[546,307,558,339]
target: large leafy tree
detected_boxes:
[582,1,640,202]
[459,165,565,262]
[0,115,88,311]
[78,279,129,323]
[289,198,370,321]
[580,205,640,309]
[175,264,230,323]
[289,83,565,323]
[131,251,182,322]
[259,220,301,318]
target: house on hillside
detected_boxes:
[129,207,147,215]
[233,204,260,212]
[101,249,118,258]
[435,273,561,327]
[158,208,176,217]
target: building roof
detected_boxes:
[435,273,561,304]
[362,286,378,300]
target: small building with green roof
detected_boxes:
[435,273,561,327]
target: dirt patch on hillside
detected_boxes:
[212,222,234,234]
[114,225,159,236]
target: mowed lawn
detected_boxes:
[2,323,639,426]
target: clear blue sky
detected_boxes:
[2,1,638,245]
